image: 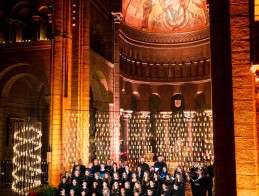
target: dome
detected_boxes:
[122,0,209,33]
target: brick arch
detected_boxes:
[95,71,109,91]
[1,73,44,104]
[0,63,50,98]
[13,76,37,104]
[149,93,161,113]
[4,76,41,120]
[11,1,34,18]
[131,92,140,111]
[90,71,109,101]
[90,79,103,102]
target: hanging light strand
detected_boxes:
[12,122,42,195]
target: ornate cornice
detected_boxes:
[119,22,210,45]
[120,54,211,83]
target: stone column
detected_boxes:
[32,15,40,40]
[184,111,196,164]
[230,0,259,194]
[210,0,241,195]
[6,19,24,43]
[49,0,65,187]
[77,0,90,165]
[121,110,133,156]
[110,12,122,163]
[14,20,24,42]
[6,19,14,43]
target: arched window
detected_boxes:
[131,93,139,111]
[149,93,160,113]
[194,92,206,110]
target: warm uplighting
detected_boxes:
[64,111,89,173]
[255,0,259,21]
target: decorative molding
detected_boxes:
[183,111,197,119]
[121,110,134,119]
[120,22,210,44]
[159,112,172,119]
[120,75,211,85]
[134,111,150,119]
[120,54,211,83]
[0,40,51,51]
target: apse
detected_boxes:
[115,0,213,172]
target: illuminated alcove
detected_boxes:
[112,0,214,173]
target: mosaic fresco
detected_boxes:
[123,0,209,33]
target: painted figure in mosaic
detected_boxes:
[153,0,189,30]
[142,0,155,29]
[192,0,209,24]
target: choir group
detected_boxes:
[56,156,214,196]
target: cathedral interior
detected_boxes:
[0,0,258,195]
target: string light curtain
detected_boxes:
[64,110,89,173]
[127,112,152,168]
[168,111,189,169]
[95,111,111,163]
[64,111,78,172]
[12,121,42,195]
[192,110,214,163]
[125,110,213,172]
[154,112,173,161]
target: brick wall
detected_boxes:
[210,0,259,195]
[0,42,51,169]
[230,0,259,195]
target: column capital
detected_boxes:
[159,112,172,119]
[183,111,196,119]
[134,111,150,119]
[121,110,133,119]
